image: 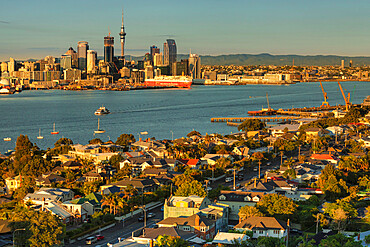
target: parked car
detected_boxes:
[148,223,158,229]
[225,177,233,183]
[147,212,156,218]
[96,235,104,241]
[138,216,144,222]
[86,236,97,245]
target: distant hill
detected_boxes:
[126,53,370,66]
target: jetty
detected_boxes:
[211,116,298,123]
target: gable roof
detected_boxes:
[218,190,265,202]
[140,227,196,240]
[235,216,287,230]
[70,192,102,205]
[310,154,338,161]
[158,213,214,227]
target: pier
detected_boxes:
[211,116,298,123]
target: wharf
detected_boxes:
[211,116,298,123]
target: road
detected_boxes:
[67,207,163,247]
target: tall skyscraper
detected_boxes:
[189,53,201,79]
[153,53,163,66]
[163,39,177,70]
[77,41,89,70]
[150,45,160,56]
[341,59,345,69]
[87,50,97,73]
[60,55,72,70]
[119,10,126,60]
[104,34,114,63]
[65,47,78,68]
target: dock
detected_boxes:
[211,116,298,123]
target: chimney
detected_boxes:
[195,214,200,226]
[254,178,257,188]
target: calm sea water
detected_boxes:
[0,81,369,153]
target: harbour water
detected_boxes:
[0,81,369,153]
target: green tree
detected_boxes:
[187,130,201,137]
[318,233,362,247]
[116,133,136,146]
[174,180,206,197]
[9,208,65,247]
[257,194,297,218]
[82,181,101,195]
[238,205,264,221]
[109,154,124,170]
[238,119,266,132]
[54,137,73,147]
[89,138,103,144]
[156,235,189,247]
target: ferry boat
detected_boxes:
[144,76,192,88]
[94,106,110,115]
[3,137,11,142]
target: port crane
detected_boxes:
[338,81,351,111]
[319,81,330,107]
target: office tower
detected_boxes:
[1,62,8,73]
[173,59,189,76]
[87,50,97,73]
[65,47,78,68]
[189,53,201,79]
[341,59,345,69]
[104,34,114,63]
[349,60,353,68]
[60,55,72,70]
[153,53,163,66]
[119,10,126,60]
[163,39,177,69]
[8,58,16,73]
[150,45,160,56]
[145,65,154,79]
[77,41,89,70]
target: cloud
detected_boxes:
[0,20,10,24]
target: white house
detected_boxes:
[234,216,287,239]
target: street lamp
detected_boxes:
[139,206,147,228]
[13,228,25,247]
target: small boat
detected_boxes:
[51,123,59,135]
[94,106,110,115]
[94,118,105,134]
[3,137,11,141]
[37,129,44,139]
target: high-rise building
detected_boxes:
[104,35,114,63]
[349,60,353,68]
[119,10,126,60]
[189,53,201,79]
[150,45,160,56]
[65,47,78,68]
[8,58,16,73]
[87,50,97,73]
[1,62,8,73]
[60,55,72,70]
[153,53,163,67]
[77,41,89,70]
[341,59,345,69]
[163,39,177,70]
[173,59,189,76]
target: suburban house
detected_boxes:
[62,192,102,222]
[157,213,216,240]
[132,227,197,245]
[178,159,201,169]
[234,216,288,239]
[164,195,212,219]
[268,124,300,137]
[23,188,74,205]
[5,175,23,193]
[62,161,83,171]
[42,201,74,224]
[68,144,119,164]
[212,232,250,245]
[200,154,233,166]
[310,153,339,164]
[245,179,296,194]
[217,190,265,221]
[304,127,325,141]
[232,146,250,158]
[100,178,158,193]
[35,173,66,186]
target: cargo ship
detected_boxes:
[144,76,192,88]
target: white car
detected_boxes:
[147,212,155,218]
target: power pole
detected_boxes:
[258,159,261,179]
[233,169,236,190]
[316,214,320,234]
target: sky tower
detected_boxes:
[119,9,126,61]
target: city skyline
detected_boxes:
[1,0,370,61]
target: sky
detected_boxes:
[0,0,370,61]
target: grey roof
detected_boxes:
[140,227,196,240]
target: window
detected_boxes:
[273,230,279,234]
[259,230,264,234]
[183,226,190,231]
[200,227,207,232]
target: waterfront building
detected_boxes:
[145,65,154,79]
[172,59,189,76]
[189,53,201,79]
[163,39,177,72]
[64,69,81,81]
[120,66,130,78]
[60,55,72,70]
[77,41,89,70]
[150,45,160,56]
[87,50,97,74]
[119,10,126,60]
[153,53,163,66]
[341,59,345,69]
[65,47,78,68]
[104,34,114,63]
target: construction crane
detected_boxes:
[338,81,351,111]
[319,81,330,107]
